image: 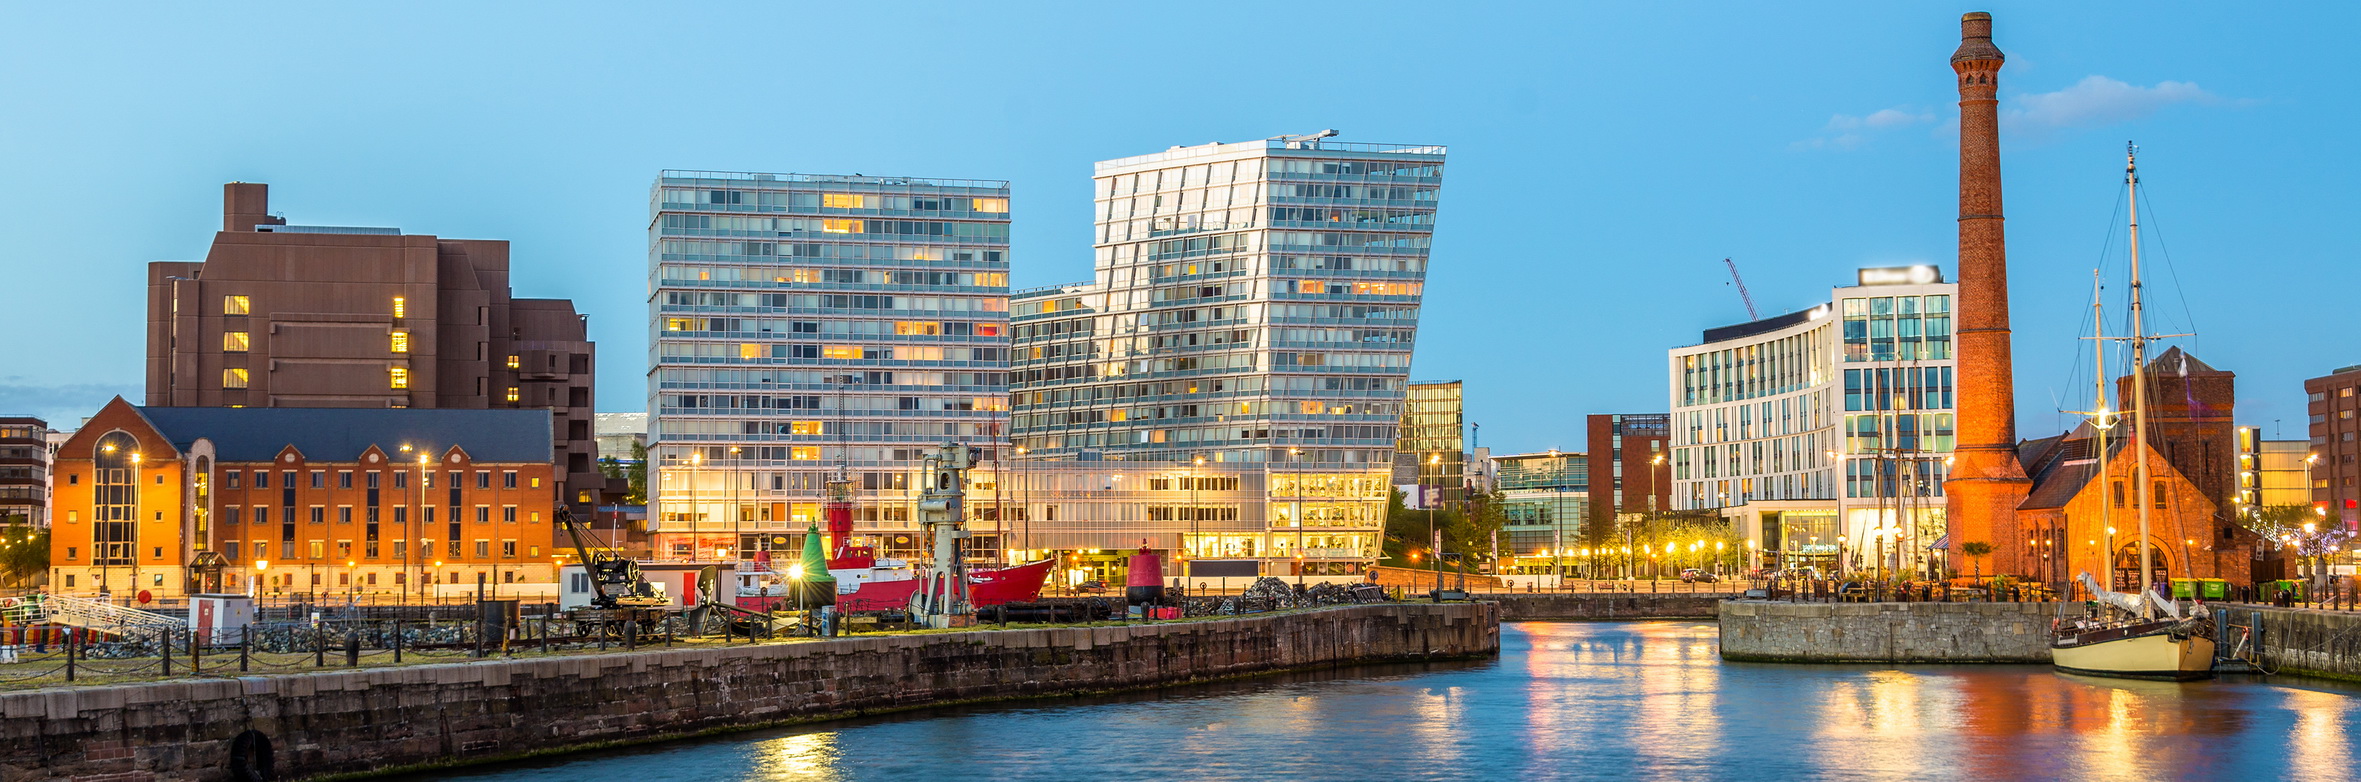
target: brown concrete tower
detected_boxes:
[1943,11,2033,576]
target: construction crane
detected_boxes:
[1723,258,1760,320]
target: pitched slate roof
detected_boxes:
[2019,423,2142,511]
[135,407,552,463]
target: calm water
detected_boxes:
[421,621,2361,781]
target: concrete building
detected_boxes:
[1008,134,1445,577]
[2306,364,2361,529]
[0,416,50,527]
[1669,267,1959,575]
[1395,380,1466,506]
[645,171,1013,563]
[145,183,603,511]
[2236,428,2310,511]
[594,412,648,464]
[48,398,559,600]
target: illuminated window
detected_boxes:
[389,367,410,389]
[390,331,409,353]
[790,447,821,460]
[506,354,520,369]
[822,194,865,209]
[739,344,765,359]
[392,297,407,319]
[975,324,1004,337]
[1299,280,1324,294]
[223,368,250,389]
[505,387,520,403]
[222,331,250,352]
[821,219,863,234]
[223,295,250,315]
[894,321,940,336]
[973,198,1008,212]
[789,421,824,435]
[1110,409,1129,422]
[822,346,862,360]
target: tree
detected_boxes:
[625,441,649,505]
[0,527,48,590]
[1960,541,1994,581]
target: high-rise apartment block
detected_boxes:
[2305,364,2361,529]
[0,416,50,527]
[645,171,1012,561]
[1396,380,1466,506]
[1669,267,1959,574]
[146,183,602,509]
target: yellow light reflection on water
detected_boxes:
[747,731,843,781]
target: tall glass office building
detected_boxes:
[1009,135,1445,576]
[646,171,1012,562]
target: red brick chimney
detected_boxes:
[1943,11,2033,576]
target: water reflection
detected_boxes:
[420,622,2361,782]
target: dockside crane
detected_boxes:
[557,506,665,611]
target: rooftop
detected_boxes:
[136,406,553,463]
[656,170,1008,191]
[1095,137,1445,172]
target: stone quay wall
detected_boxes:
[1719,600,2064,663]
[1491,594,1724,621]
[2224,605,2361,681]
[1,603,1497,782]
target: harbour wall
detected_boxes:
[1491,594,1724,621]
[1719,600,2063,663]
[2229,605,2361,681]
[1,602,1497,782]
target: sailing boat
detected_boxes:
[2049,143,2215,680]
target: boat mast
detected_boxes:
[2089,269,2111,595]
[2126,142,2156,613]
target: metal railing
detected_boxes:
[18,594,182,631]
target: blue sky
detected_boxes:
[0,2,2348,455]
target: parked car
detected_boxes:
[1074,579,1108,594]
[1680,568,1718,583]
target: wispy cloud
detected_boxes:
[0,382,136,427]
[1793,106,1936,150]
[2003,75,2223,133]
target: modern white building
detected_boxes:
[1008,133,1446,578]
[1668,266,1958,575]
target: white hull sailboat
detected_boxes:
[2048,144,2213,681]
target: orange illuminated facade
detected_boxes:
[49,397,563,600]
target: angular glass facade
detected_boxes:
[1009,138,1445,468]
[646,171,1012,559]
[1395,380,1466,506]
[1007,137,1444,575]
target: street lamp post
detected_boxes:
[1428,453,1442,599]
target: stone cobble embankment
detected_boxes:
[0,602,1497,781]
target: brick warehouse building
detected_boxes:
[146,182,603,512]
[48,398,561,601]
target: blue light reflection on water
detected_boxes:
[418,621,2361,781]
